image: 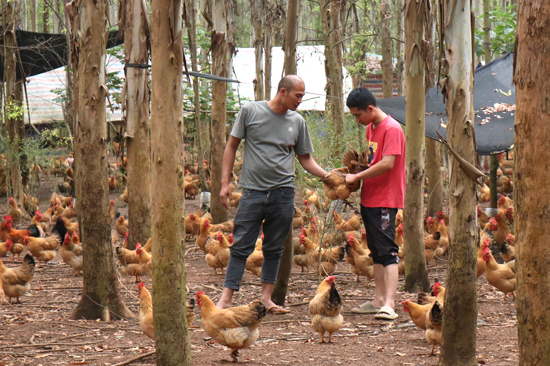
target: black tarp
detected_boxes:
[0,28,124,81]
[376,52,515,156]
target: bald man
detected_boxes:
[217,75,327,313]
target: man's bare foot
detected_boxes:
[216,299,232,309]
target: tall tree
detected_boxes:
[210,0,231,223]
[514,1,550,364]
[185,0,208,190]
[320,0,345,134]
[150,0,193,362]
[424,0,443,217]
[124,0,152,250]
[42,2,50,33]
[252,0,264,101]
[30,0,37,31]
[3,0,24,205]
[393,0,404,95]
[283,0,298,75]
[264,0,273,100]
[402,0,430,293]
[380,2,393,98]
[70,0,134,321]
[439,0,478,364]
[53,0,60,33]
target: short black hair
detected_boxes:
[346,88,377,110]
[277,75,303,93]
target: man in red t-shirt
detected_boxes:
[345,88,406,320]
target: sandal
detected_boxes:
[374,305,398,320]
[351,301,381,314]
[266,305,290,315]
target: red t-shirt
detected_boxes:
[361,115,406,208]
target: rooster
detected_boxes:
[425,301,443,355]
[196,291,266,362]
[1,216,34,244]
[0,254,35,303]
[309,276,343,343]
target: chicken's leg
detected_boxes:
[430,344,435,356]
[319,332,325,343]
[328,332,333,343]
[230,349,239,362]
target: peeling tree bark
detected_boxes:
[124,0,152,250]
[514,1,550,364]
[264,0,273,100]
[439,0,478,364]
[210,0,230,224]
[403,0,430,293]
[150,0,193,363]
[70,0,134,322]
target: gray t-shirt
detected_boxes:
[231,101,314,190]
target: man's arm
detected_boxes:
[220,136,242,209]
[297,153,328,178]
[345,155,396,186]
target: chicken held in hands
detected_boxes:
[309,276,343,343]
[1,254,35,303]
[196,291,267,362]
[322,167,352,201]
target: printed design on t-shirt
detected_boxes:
[367,141,377,165]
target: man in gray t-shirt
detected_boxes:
[217,75,327,313]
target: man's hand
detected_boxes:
[220,184,232,210]
[345,173,358,188]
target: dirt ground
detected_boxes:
[0,174,518,366]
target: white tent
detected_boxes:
[26,46,353,124]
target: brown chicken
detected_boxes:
[205,233,231,274]
[30,212,46,237]
[426,216,438,234]
[477,244,487,279]
[138,282,155,339]
[196,291,267,362]
[115,243,142,265]
[401,299,432,330]
[425,301,443,355]
[417,282,446,306]
[185,180,200,199]
[342,147,369,174]
[309,276,343,343]
[497,177,513,194]
[346,235,374,284]
[110,200,116,222]
[482,242,516,299]
[185,213,202,237]
[424,231,441,251]
[61,216,79,237]
[478,184,491,202]
[8,197,22,224]
[0,240,12,258]
[500,242,516,262]
[1,254,35,303]
[477,206,488,228]
[24,233,60,265]
[120,245,152,282]
[8,239,24,261]
[197,219,217,253]
[120,188,128,204]
[61,203,77,220]
[109,176,117,192]
[116,216,129,237]
[497,195,512,210]
[488,213,511,245]
[245,239,263,277]
[228,192,242,208]
[209,220,234,234]
[334,212,361,232]
[322,167,351,201]
[61,234,83,276]
[436,211,449,226]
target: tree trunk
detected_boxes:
[489,155,498,207]
[284,0,298,75]
[42,2,49,33]
[264,1,273,100]
[30,0,37,32]
[70,0,134,322]
[21,0,27,30]
[394,0,404,96]
[53,0,60,33]
[514,1,550,364]
[380,2,393,98]
[439,0,478,364]
[64,0,74,141]
[320,0,345,135]
[150,0,193,363]
[210,0,229,224]
[403,0,430,293]
[3,1,24,205]
[252,0,264,101]
[424,0,443,217]
[483,0,491,63]
[125,0,152,250]
[186,0,208,191]
[271,227,293,305]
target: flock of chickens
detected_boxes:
[0,147,518,361]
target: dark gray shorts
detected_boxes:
[360,206,399,266]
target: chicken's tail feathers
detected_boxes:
[250,300,267,321]
[417,292,433,305]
